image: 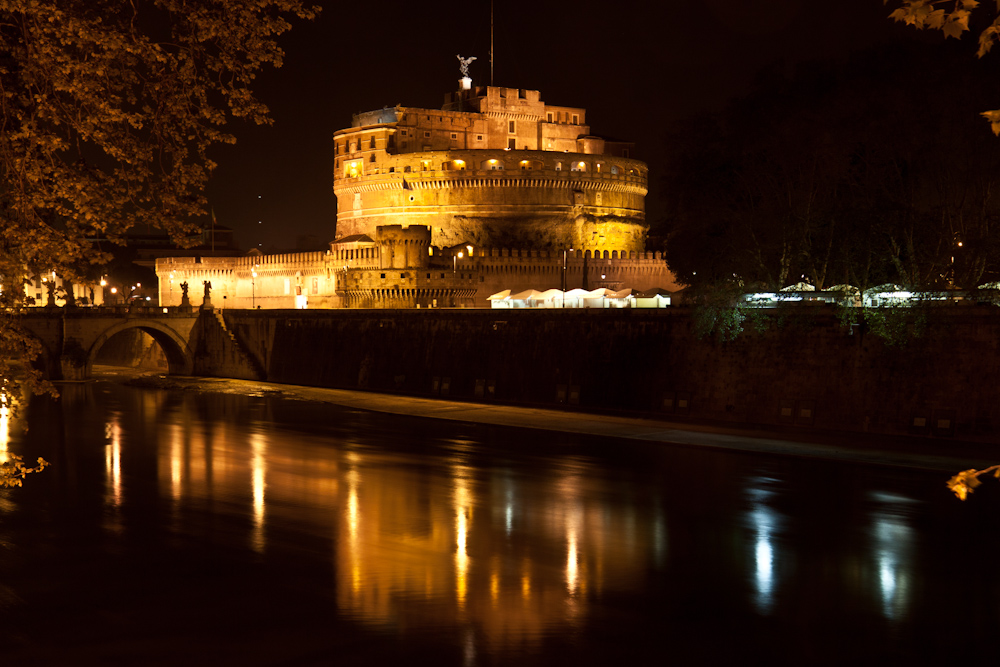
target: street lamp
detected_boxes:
[251,266,257,308]
[562,248,573,307]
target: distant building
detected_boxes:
[157,81,678,309]
[333,86,648,254]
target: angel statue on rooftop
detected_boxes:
[457,54,476,78]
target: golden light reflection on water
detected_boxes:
[0,399,9,464]
[151,406,661,648]
[105,414,122,509]
[250,431,267,553]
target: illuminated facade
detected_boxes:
[333,86,649,254]
[156,83,678,308]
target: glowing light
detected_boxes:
[250,431,267,553]
[0,394,9,463]
[454,467,471,609]
[105,414,123,508]
[567,528,579,595]
[346,463,361,595]
[871,494,915,621]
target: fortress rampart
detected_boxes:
[335,149,648,252]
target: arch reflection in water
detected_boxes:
[869,491,916,622]
[744,477,784,615]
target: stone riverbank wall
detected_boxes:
[213,306,1000,442]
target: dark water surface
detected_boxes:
[1,378,998,665]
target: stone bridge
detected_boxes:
[17,307,206,381]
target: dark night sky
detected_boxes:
[204,0,937,251]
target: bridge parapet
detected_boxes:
[17,309,202,380]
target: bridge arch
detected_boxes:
[13,326,56,381]
[88,320,194,376]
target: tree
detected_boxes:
[0,0,318,402]
[662,44,1000,295]
[887,0,1000,132]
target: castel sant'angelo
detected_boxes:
[157,67,679,309]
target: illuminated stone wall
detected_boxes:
[157,241,679,310]
[333,150,648,252]
[333,86,648,253]
[156,252,336,310]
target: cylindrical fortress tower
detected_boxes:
[332,86,649,254]
[375,224,431,270]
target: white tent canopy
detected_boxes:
[487,287,672,309]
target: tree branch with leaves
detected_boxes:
[887,0,1000,132]
[0,0,317,404]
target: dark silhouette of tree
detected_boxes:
[0,0,318,403]
[662,43,1000,293]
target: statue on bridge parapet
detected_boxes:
[201,280,213,310]
[179,281,190,308]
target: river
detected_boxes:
[1,372,997,665]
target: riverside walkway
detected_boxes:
[110,371,1000,473]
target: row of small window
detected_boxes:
[341,158,639,177]
[374,273,475,280]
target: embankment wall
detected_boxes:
[217,307,1000,442]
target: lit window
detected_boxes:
[555,162,562,171]
[421,160,431,171]
[611,165,619,175]
[345,160,362,178]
